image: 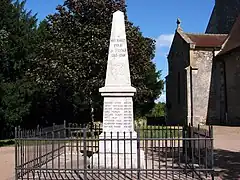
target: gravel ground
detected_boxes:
[1,126,239,180]
[212,126,240,180]
[0,145,15,180]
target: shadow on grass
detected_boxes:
[214,149,240,179]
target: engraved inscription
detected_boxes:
[109,37,127,80]
[103,97,133,130]
[110,38,127,59]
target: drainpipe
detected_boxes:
[190,66,193,126]
[189,66,199,126]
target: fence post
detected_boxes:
[63,121,66,137]
[15,127,18,180]
[64,121,67,178]
[51,131,54,177]
[53,123,55,132]
[37,125,39,137]
[83,128,87,179]
[182,124,187,156]
[19,126,23,178]
[188,124,192,160]
[137,128,140,180]
[210,126,214,180]
[63,120,66,127]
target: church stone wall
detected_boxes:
[206,0,240,34]
[190,50,214,126]
[206,7,217,33]
[224,49,240,125]
[166,33,189,125]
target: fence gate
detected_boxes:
[15,122,214,180]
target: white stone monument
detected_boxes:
[90,10,145,169]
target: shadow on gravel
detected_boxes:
[213,149,240,179]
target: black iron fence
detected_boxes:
[0,127,15,140]
[186,125,213,169]
[15,122,214,180]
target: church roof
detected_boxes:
[218,15,240,55]
[185,33,228,48]
[169,19,228,56]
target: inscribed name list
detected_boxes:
[103,97,133,131]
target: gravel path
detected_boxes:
[212,126,240,180]
[0,145,15,180]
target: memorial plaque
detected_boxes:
[103,97,133,131]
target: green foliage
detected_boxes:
[150,102,166,117]
[0,0,39,134]
[0,0,164,137]
[138,126,182,138]
[0,0,38,81]
[134,117,147,128]
[1,78,39,127]
[29,0,164,123]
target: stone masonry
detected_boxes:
[166,23,228,126]
[190,50,215,126]
[206,0,240,34]
[166,29,189,125]
[167,0,240,126]
[218,48,240,124]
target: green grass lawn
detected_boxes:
[137,125,183,138]
[0,139,15,147]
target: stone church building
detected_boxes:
[166,0,240,126]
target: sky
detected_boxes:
[24,0,215,102]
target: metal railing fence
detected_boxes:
[15,122,214,180]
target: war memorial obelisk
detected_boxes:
[90,10,145,169]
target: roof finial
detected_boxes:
[177,18,181,29]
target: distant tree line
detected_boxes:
[0,0,164,138]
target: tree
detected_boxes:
[29,0,164,124]
[149,102,166,117]
[0,0,38,81]
[0,0,39,132]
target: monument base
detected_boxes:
[90,132,146,169]
[90,150,145,169]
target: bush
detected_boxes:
[134,117,147,128]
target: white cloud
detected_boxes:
[156,34,174,48]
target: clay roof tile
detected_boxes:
[185,33,228,48]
